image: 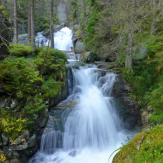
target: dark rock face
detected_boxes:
[0,109,48,163]
[112,75,141,129]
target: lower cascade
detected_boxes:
[30,65,133,163]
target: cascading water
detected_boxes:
[30,27,133,163]
[54,27,73,51]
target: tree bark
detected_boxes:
[13,0,18,43]
[50,0,54,48]
[28,0,35,49]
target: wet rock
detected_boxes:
[28,135,37,148]
[74,40,85,53]
[141,111,149,127]
[112,75,141,129]
[11,143,28,151]
[10,159,20,163]
[38,109,48,128]
[1,134,9,146]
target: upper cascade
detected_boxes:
[54,27,73,52]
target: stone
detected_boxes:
[112,75,141,129]
[141,111,149,126]
[74,40,85,53]
[28,135,37,148]
[22,130,30,140]
[11,143,28,151]
[10,159,20,163]
[1,134,9,146]
[10,99,18,109]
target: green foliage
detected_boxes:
[0,45,67,141]
[0,57,42,97]
[23,95,45,117]
[145,35,163,56]
[0,4,9,18]
[35,48,66,80]
[9,44,33,57]
[113,125,163,163]
[42,78,62,99]
[85,8,100,51]
[0,110,26,140]
[122,34,163,125]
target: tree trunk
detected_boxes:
[28,0,35,49]
[28,1,31,44]
[13,0,18,43]
[50,0,54,48]
[125,31,133,70]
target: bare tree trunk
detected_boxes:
[50,0,54,48]
[31,0,35,49]
[28,1,31,44]
[28,0,35,49]
[125,32,133,70]
[13,0,18,43]
[150,0,157,34]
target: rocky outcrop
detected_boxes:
[0,109,48,163]
[95,62,141,129]
[112,75,141,129]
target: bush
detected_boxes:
[0,110,27,141]
[0,57,42,97]
[35,48,66,80]
[113,125,163,163]
[9,44,33,57]
[0,46,67,142]
[42,77,62,98]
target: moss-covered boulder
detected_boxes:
[113,125,163,163]
[0,45,67,162]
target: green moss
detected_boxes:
[42,77,62,99]
[9,44,33,57]
[0,4,9,18]
[85,8,100,51]
[113,125,163,163]
[0,110,27,141]
[121,34,163,124]
[0,57,42,97]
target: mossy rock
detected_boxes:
[113,125,163,163]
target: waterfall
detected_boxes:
[54,27,73,51]
[30,27,133,163]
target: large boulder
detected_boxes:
[112,75,141,129]
[74,40,85,53]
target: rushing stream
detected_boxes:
[30,27,133,163]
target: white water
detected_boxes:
[35,27,73,51]
[35,27,76,61]
[30,66,132,163]
[54,27,73,51]
[30,27,133,163]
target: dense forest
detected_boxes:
[0,0,163,163]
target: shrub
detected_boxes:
[113,125,163,163]
[9,44,33,57]
[42,77,62,98]
[0,110,27,141]
[35,47,66,80]
[0,57,42,97]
